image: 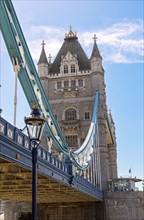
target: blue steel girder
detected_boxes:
[0,0,100,171]
[0,0,70,153]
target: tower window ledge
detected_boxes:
[71,86,78,91]
[63,87,79,91]
[61,119,80,125]
[79,70,91,75]
[62,89,79,98]
[49,73,60,78]
[63,87,69,91]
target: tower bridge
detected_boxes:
[0,0,136,219]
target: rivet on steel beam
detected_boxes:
[37,164,40,169]
[16,154,20,160]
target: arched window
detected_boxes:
[71,64,75,73]
[65,108,77,121]
[64,65,68,73]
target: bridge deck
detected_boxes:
[0,158,100,203]
[0,117,103,203]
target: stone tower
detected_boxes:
[37,29,118,190]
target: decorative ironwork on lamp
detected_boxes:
[25,102,45,144]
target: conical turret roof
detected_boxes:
[37,41,48,65]
[90,35,102,59]
[49,28,90,73]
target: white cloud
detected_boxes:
[26,20,143,64]
[106,53,130,63]
[27,39,62,62]
[79,21,143,63]
[30,26,65,40]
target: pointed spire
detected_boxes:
[37,40,48,65]
[90,34,102,59]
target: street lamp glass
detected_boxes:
[24,102,45,142]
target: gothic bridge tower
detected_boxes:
[38,29,117,190]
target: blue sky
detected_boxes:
[0,0,143,189]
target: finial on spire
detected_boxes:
[41,40,46,49]
[64,26,78,40]
[93,34,98,43]
[48,54,52,64]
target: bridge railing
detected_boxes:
[0,117,68,174]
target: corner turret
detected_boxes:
[38,40,48,65]
[37,41,49,93]
[90,35,103,72]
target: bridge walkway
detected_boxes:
[0,117,103,203]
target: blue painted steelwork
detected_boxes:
[0,0,99,170]
[0,117,103,200]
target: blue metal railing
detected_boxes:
[0,117,68,174]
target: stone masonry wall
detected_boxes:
[39,202,105,220]
[1,201,44,220]
[104,191,144,220]
[1,193,144,220]
[1,201,105,220]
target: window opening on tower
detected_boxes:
[71,64,75,73]
[65,108,77,121]
[64,65,68,74]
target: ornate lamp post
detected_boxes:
[24,102,45,220]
